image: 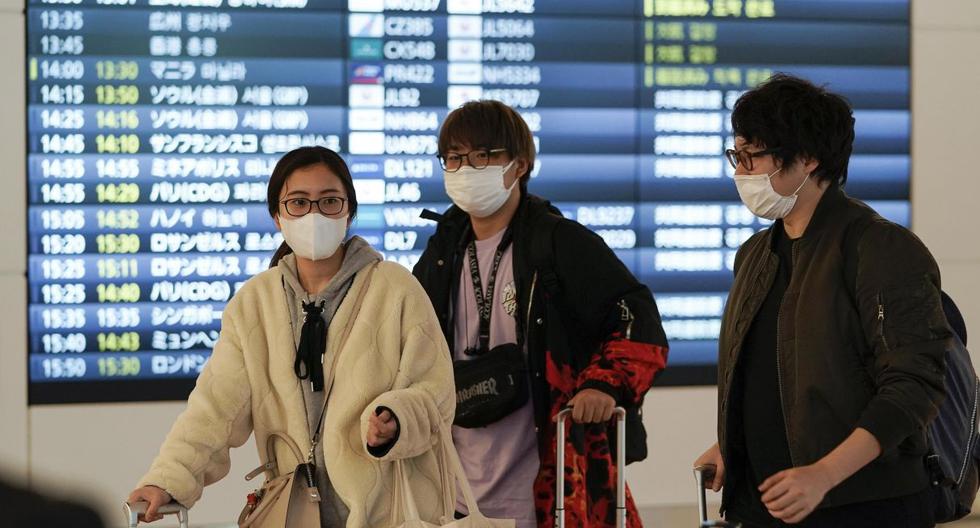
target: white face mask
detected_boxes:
[279,213,348,261]
[444,160,518,218]
[734,168,810,220]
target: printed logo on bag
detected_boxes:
[457,377,500,405]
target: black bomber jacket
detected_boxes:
[718,185,952,510]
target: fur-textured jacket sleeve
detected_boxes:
[136,295,254,507]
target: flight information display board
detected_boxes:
[26,0,910,403]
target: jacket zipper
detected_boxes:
[525,271,538,340]
[775,243,798,467]
[524,271,541,432]
[959,380,980,485]
[876,293,889,352]
[618,299,634,340]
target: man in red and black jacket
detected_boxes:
[413,100,669,528]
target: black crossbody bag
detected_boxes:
[452,231,530,429]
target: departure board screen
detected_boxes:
[26,0,910,403]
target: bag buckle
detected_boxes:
[926,453,948,486]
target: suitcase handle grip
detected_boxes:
[693,464,715,523]
[692,465,741,528]
[123,500,188,528]
[555,406,627,528]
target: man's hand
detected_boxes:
[758,427,881,523]
[693,443,725,492]
[759,463,836,524]
[564,388,616,423]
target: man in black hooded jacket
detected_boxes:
[413,100,669,527]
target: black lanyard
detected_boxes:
[466,230,512,354]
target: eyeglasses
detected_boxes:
[437,148,508,172]
[725,147,780,171]
[280,196,346,217]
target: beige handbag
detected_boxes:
[238,433,319,528]
[238,263,377,528]
[392,425,516,528]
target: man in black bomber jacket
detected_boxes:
[694,75,951,527]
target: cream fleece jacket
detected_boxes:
[137,261,456,527]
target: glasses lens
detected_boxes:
[728,150,754,171]
[441,154,462,172]
[318,197,344,216]
[468,150,491,169]
[285,198,310,216]
[725,150,737,169]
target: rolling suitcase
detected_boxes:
[693,465,739,528]
[555,406,627,528]
[124,500,189,528]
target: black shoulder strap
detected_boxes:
[420,209,443,222]
[842,215,875,307]
[528,212,564,297]
[942,291,968,347]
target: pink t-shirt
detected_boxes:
[453,227,540,528]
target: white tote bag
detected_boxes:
[392,427,516,528]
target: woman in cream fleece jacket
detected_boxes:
[129,147,456,527]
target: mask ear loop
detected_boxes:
[791,172,811,196]
[500,159,519,192]
[763,166,810,197]
[765,167,783,180]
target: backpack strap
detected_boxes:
[528,210,606,370]
[528,212,564,300]
[942,291,968,347]
[841,215,875,308]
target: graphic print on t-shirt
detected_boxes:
[502,281,517,317]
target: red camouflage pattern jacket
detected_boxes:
[414,195,670,527]
[535,336,668,527]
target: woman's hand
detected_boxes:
[127,485,173,523]
[367,408,399,447]
[694,442,726,492]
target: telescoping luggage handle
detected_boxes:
[555,406,627,528]
[693,464,741,528]
[124,500,189,528]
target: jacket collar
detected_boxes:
[770,183,848,250]
[430,192,559,251]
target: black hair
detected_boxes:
[731,73,855,186]
[267,146,357,267]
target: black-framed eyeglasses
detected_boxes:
[725,147,780,171]
[437,148,508,172]
[280,196,347,217]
